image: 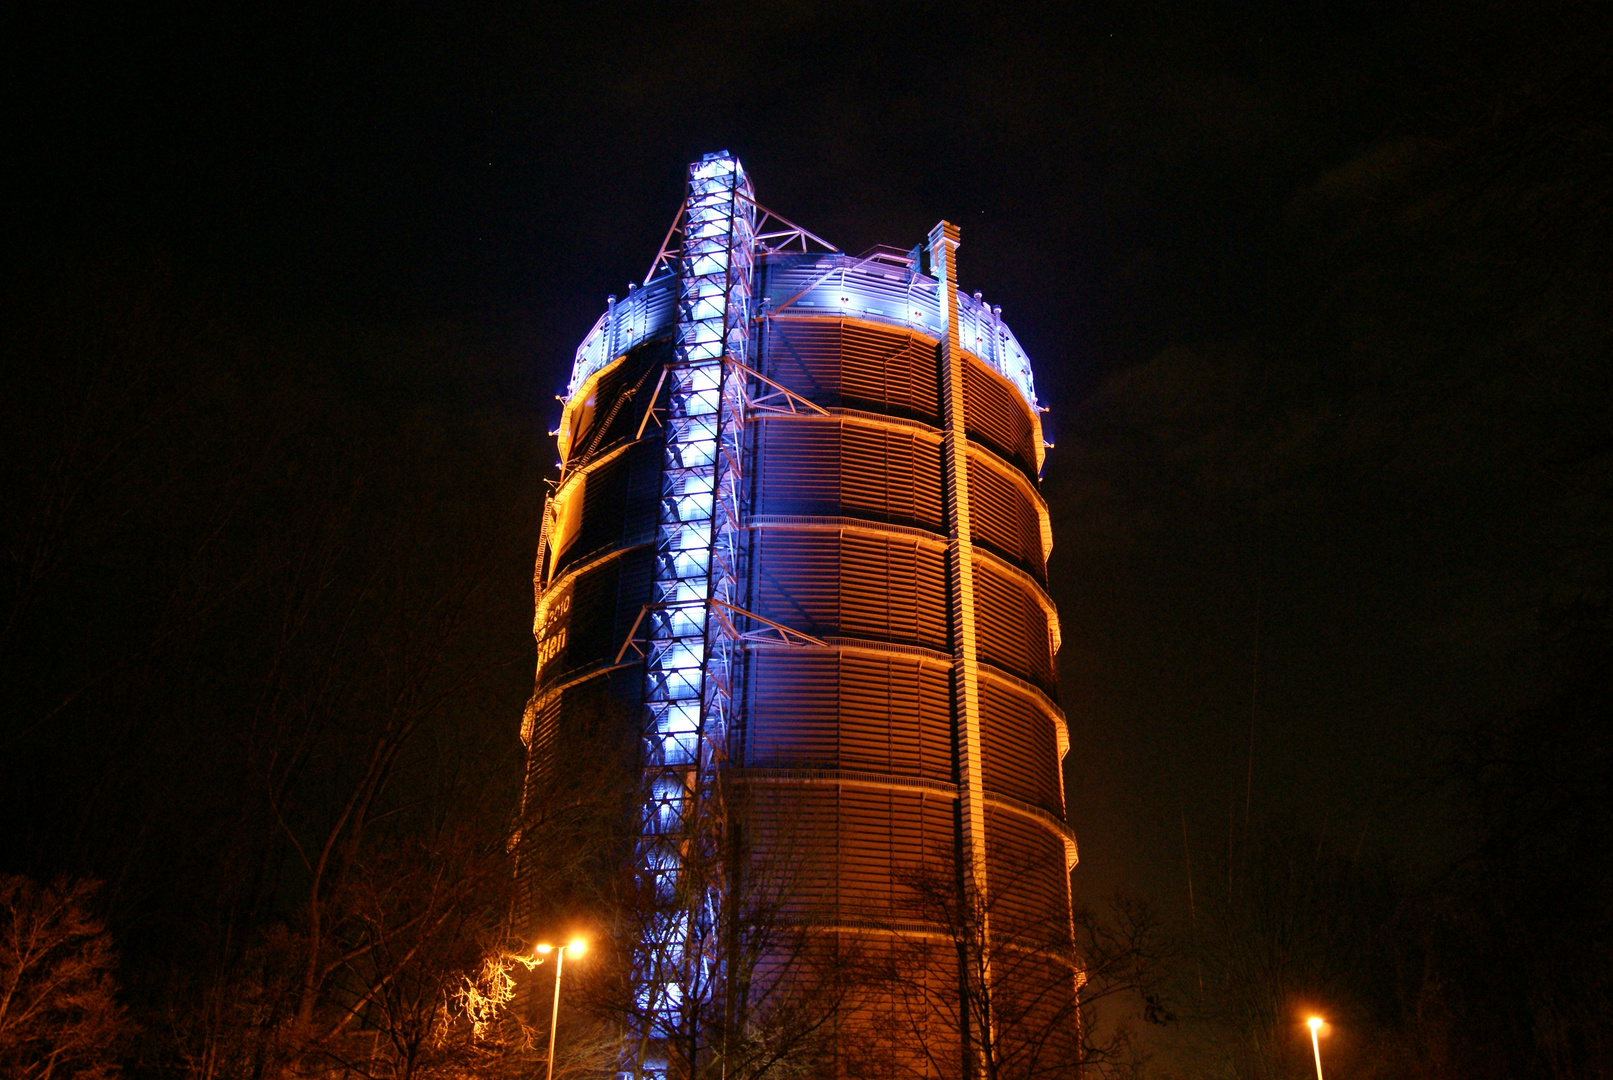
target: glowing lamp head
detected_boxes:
[1308,1017,1324,1031]
[568,937,588,956]
[534,943,554,955]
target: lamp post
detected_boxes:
[535,938,587,1080]
[1306,1017,1326,1080]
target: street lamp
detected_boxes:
[534,938,588,1080]
[1306,1017,1326,1080]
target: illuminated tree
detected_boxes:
[0,876,129,1080]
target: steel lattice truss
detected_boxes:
[632,152,757,1071]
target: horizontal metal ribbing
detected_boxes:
[753,404,943,439]
[784,920,1083,973]
[758,312,1040,470]
[743,633,1069,756]
[972,546,1061,641]
[763,310,1041,415]
[743,514,1058,628]
[551,431,658,505]
[755,408,1046,510]
[738,765,957,798]
[733,766,1076,865]
[763,312,940,350]
[524,658,643,734]
[746,514,947,549]
[535,541,651,623]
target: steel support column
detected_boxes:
[931,219,994,1078]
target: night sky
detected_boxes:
[8,0,1610,998]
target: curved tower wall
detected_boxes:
[517,155,1077,1078]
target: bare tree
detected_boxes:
[577,780,870,1080]
[127,410,544,1080]
[1184,834,1403,1080]
[0,876,130,1080]
[1070,895,1176,1079]
[884,860,1078,1080]
[704,807,868,1080]
[881,856,1172,1080]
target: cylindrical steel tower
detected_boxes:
[516,153,1077,1080]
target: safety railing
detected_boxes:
[566,253,1039,411]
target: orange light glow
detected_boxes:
[1307,1015,1327,1080]
[568,937,588,956]
[535,943,554,955]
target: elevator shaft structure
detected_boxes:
[634,154,756,1039]
[517,153,1078,1080]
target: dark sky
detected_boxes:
[9,1,1610,918]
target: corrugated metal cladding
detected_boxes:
[762,318,942,424]
[965,455,1047,579]
[742,781,959,922]
[754,416,1047,579]
[743,297,1077,1075]
[519,205,1077,1076]
[841,938,965,1079]
[753,527,951,651]
[962,361,1042,478]
[513,664,639,937]
[979,679,1064,816]
[747,649,954,781]
[754,419,945,530]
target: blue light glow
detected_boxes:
[568,254,1040,412]
[631,151,757,1064]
